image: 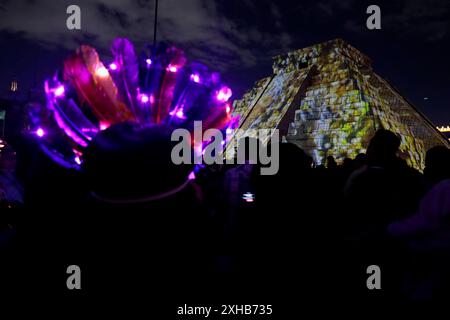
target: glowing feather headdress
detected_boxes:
[30,38,237,168]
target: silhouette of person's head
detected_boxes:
[278,143,310,173]
[354,153,367,168]
[424,146,450,184]
[343,157,354,170]
[326,155,337,169]
[366,129,401,166]
[82,121,195,209]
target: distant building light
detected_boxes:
[10,80,18,92]
[437,126,450,133]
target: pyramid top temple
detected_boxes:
[272,38,372,73]
[232,38,449,170]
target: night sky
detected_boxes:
[0,0,449,124]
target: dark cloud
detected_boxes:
[0,0,449,123]
[317,3,333,16]
[0,0,291,72]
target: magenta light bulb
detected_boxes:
[99,122,109,131]
[36,128,45,138]
[216,87,232,102]
[54,85,65,97]
[146,58,152,66]
[109,63,118,71]
[194,144,203,156]
[175,109,185,119]
[140,94,150,103]
[190,74,200,83]
[167,64,178,73]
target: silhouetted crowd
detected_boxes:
[1,124,450,304]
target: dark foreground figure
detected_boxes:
[2,125,450,313]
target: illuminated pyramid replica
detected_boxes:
[232,39,449,170]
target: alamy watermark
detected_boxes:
[66,265,81,290]
[171,121,280,175]
[366,5,381,30]
[66,5,81,30]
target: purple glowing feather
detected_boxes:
[111,38,139,119]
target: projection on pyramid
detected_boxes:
[232,39,449,170]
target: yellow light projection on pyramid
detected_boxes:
[232,39,449,170]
